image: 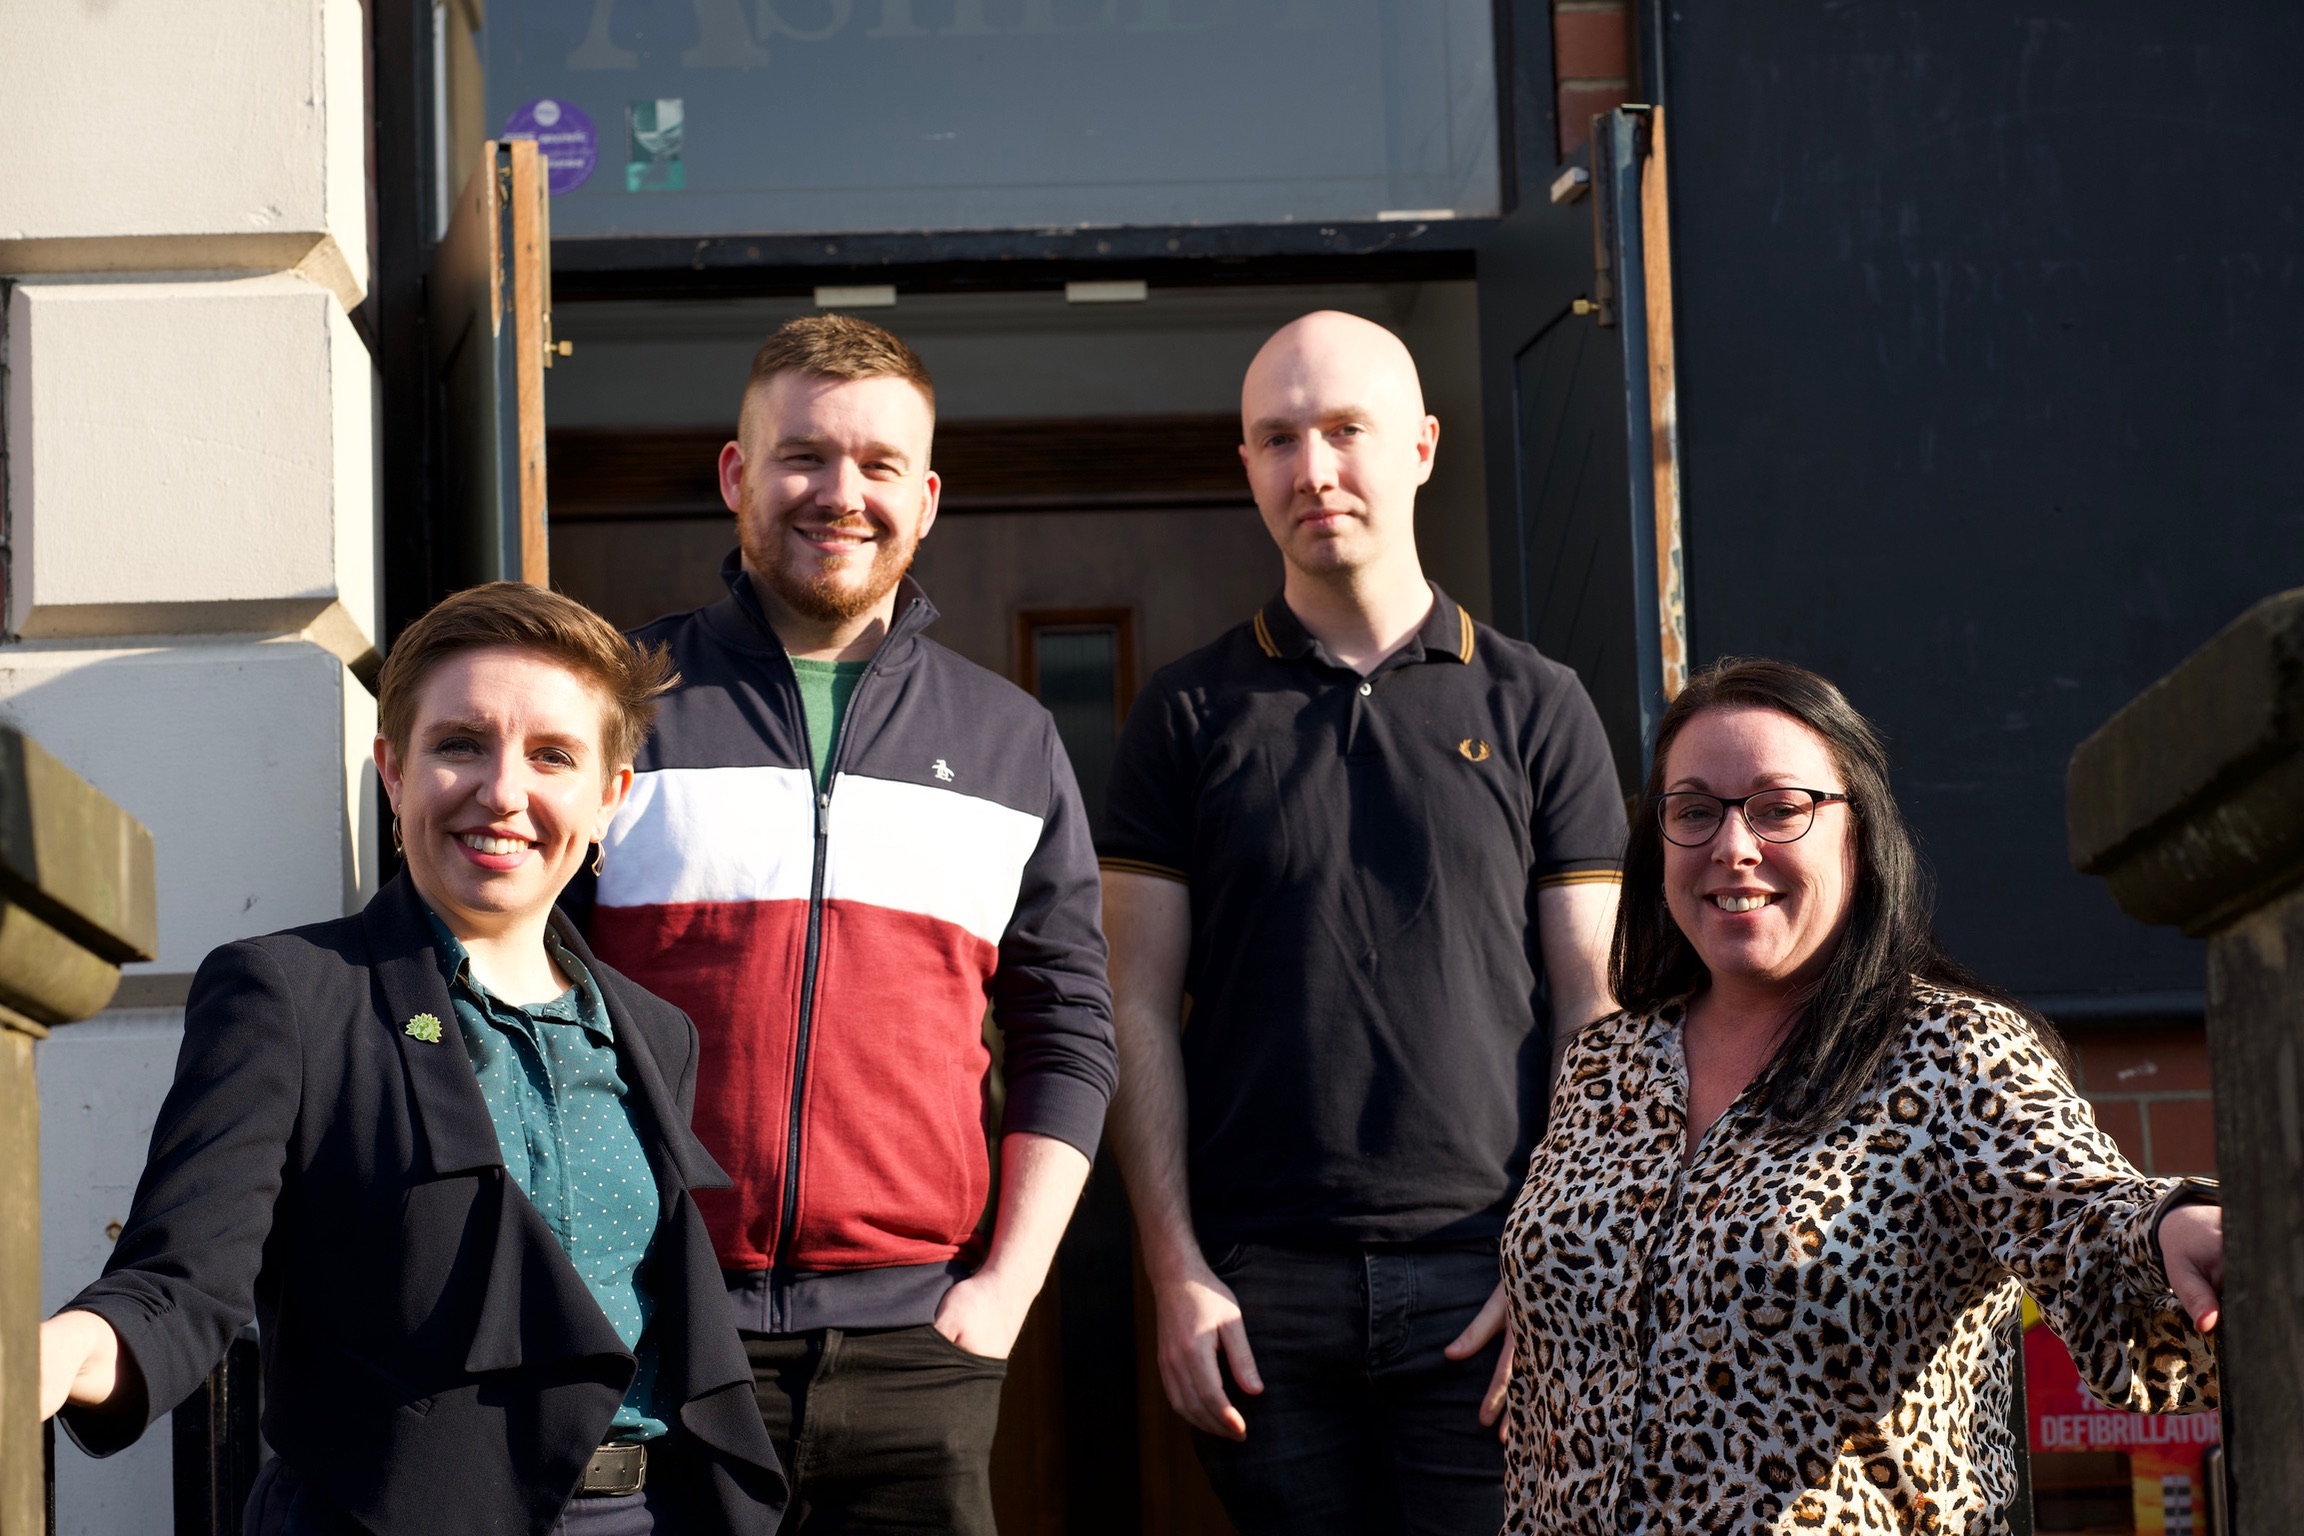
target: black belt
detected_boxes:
[577,1442,647,1498]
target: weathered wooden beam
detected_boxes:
[1,1019,42,1536]
[2068,590,2304,936]
[2067,587,2304,1530]
[0,726,158,1023]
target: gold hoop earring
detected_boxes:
[590,842,605,877]
[391,816,404,855]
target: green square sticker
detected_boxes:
[627,98,685,192]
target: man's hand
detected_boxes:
[1442,1280,1513,1442]
[1151,1261,1262,1441]
[1103,870,1263,1435]
[2159,1202,2224,1335]
[40,1310,123,1420]
[932,1132,1092,1360]
[932,1268,1034,1360]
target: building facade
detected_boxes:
[0,3,377,1531]
[4,1,2298,1533]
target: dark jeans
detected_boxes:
[744,1324,1008,1535]
[244,1455,675,1535]
[1193,1242,1506,1536]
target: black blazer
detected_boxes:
[61,875,786,1536]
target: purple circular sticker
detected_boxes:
[502,99,598,195]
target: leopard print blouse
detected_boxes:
[1501,985,2216,1534]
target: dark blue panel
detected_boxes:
[1659,1,2304,1001]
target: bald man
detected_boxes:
[1097,312,1627,1534]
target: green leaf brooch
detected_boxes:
[404,1012,444,1044]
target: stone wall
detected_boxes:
[0,3,378,1529]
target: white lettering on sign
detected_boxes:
[866,0,928,34]
[688,0,772,65]
[568,0,1296,67]
[944,0,996,33]
[2033,1411,2223,1452]
[1015,0,1115,32]
[764,0,853,42]
[568,0,639,67]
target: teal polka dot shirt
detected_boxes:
[426,911,668,1442]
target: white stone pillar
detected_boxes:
[0,3,376,1529]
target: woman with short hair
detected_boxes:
[1495,657,2221,1533]
[39,583,785,1536]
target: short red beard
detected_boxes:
[742,512,919,625]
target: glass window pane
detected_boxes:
[1034,627,1119,827]
[483,0,1499,237]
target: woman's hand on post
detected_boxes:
[39,1310,123,1421]
[2158,1202,2224,1335]
[1152,1262,1261,1441]
[1443,1280,1515,1443]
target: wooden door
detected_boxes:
[989,612,1237,1536]
[994,613,1140,1536]
[429,137,554,587]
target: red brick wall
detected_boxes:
[1553,1,1635,159]
[2067,1024,2217,1176]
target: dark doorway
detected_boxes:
[1479,151,1652,795]
[1017,606,1144,1534]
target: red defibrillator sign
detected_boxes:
[2023,1298,2219,1535]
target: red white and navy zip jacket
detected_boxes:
[573,556,1117,1333]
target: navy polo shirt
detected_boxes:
[1098,585,1626,1247]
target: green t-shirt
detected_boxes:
[789,657,869,788]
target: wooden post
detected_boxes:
[2067,588,2304,1531]
[427,138,553,591]
[0,1014,42,1536]
[0,728,156,1535]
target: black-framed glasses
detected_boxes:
[1655,788,1851,847]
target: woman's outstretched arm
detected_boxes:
[50,941,303,1454]
[1927,997,2218,1415]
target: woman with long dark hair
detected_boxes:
[1496,658,2222,1532]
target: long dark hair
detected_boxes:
[1610,657,2057,1135]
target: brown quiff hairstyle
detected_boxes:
[376,583,678,773]
[742,313,936,420]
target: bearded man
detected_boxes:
[573,314,1116,1535]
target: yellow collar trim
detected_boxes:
[1252,608,1280,658]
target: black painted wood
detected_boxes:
[1476,156,1651,796]
[551,220,1485,302]
[1493,0,1561,214]
[171,1336,260,1536]
[369,0,448,649]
